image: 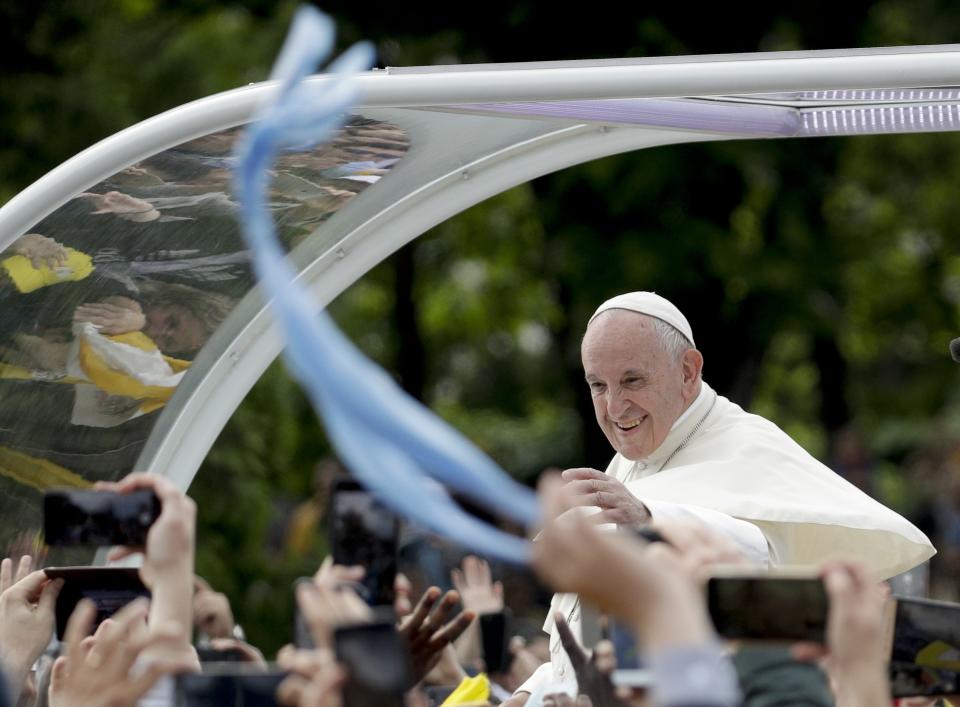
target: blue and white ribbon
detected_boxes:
[233,6,537,563]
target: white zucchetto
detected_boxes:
[588,291,695,348]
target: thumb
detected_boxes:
[39,578,64,614]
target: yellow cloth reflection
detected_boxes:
[76,330,190,414]
[1,248,93,293]
[0,446,90,492]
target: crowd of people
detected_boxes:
[0,470,915,707]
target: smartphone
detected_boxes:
[44,489,161,547]
[706,570,827,643]
[328,478,399,607]
[334,622,411,707]
[176,668,287,706]
[480,610,512,673]
[892,596,960,670]
[44,567,150,640]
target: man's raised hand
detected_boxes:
[560,468,651,526]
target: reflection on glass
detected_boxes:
[0,116,410,558]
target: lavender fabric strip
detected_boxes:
[232,6,537,563]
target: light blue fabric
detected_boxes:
[232,6,537,563]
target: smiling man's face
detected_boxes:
[581,309,700,461]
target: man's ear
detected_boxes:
[680,349,703,398]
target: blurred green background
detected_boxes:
[7,0,960,654]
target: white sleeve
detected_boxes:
[515,661,553,697]
[642,499,770,567]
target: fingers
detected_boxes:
[209,638,266,667]
[9,569,52,601]
[400,586,441,635]
[553,612,587,669]
[394,573,412,617]
[429,609,475,648]
[537,473,573,525]
[15,555,32,583]
[50,656,69,693]
[64,599,98,660]
[451,568,465,594]
[106,546,139,563]
[561,468,608,482]
[297,581,372,650]
[91,598,150,671]
[0,557,10,593]
[313,556,364,587]
[426,590,460,630]
[277,673,311,706]
[39,577,65,614]
[592,639,617,674]
[463,555,491,586]
[95,472,178,503]
[562,479,619,499]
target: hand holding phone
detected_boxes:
[93,473,198,668]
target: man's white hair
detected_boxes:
[649,316,693,361]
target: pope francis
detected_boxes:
[515,290,935,698]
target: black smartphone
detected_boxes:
[44,489,161,547]
[176,668,287,706]
[334,622,411,707]
[328,478,399,607]
[706,572,828,643]
[44,567,150,640]
[480,610,511,673]
[892,596,960,669]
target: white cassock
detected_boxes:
[518,380,935,694]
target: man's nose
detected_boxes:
[606,389,629,418]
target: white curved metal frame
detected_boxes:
[4,47,960,494]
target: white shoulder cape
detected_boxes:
[611,381,934,579]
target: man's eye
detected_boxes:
[589,382,605,392]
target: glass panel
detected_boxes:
[0,116,410,560]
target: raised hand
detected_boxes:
[451,555,503,615]
[560,468,650,526]
[0,569,63,702]
[48,598,191,707]
[398,587,474,684]
[553,614,629,707]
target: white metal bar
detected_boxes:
[350,52,960,106]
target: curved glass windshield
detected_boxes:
[0,116,409,560]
